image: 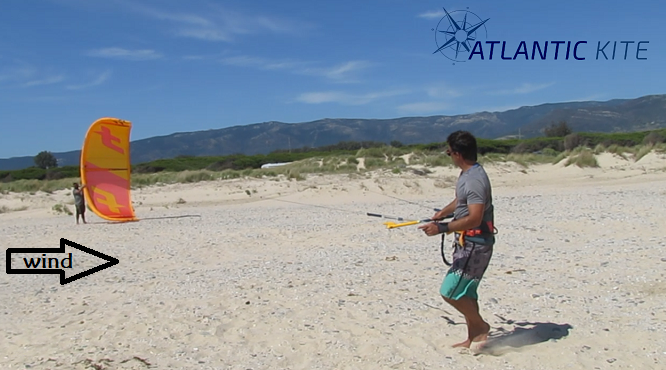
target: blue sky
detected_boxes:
[1,0,664,158]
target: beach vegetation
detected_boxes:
[544,121,573,137]
[565,148,599,168]
[642,131,664,145]
[634,144,654,161]
[34,151,58,169]
[51,203,72,215]
[2,128,666,192]
[0,205,28,214]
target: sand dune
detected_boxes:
[1,154,665,369]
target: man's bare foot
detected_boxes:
[472,322,491,343]
[452,339,471,348]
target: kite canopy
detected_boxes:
[80,117,137,222]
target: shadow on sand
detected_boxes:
[138,214,202,221]
[476,315,573,356]
[87,214,201,225]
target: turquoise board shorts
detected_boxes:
[440,237,493,300]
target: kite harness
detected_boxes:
[439,212,497,266]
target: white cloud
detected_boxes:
[418,9,446,19]
[176,28,233,42]
[426,85,464,98]
[221,55,371,82]
[391,81,476,114]
[120,1,307,42]
[562,94,606,102]
[86,48,163,61]
[472,104,524,113]
[297,92,349,104]
[221,55,308,71]
[66,70,111,90]
[14,95,71,103]
[296,90,408,105]
[397,101,451,114]
[301,61,372,82]
[490,82,554,95]
[0,65,66,88]
[0,66,36,83]
[23,75,65,87]
[387,83,466,114]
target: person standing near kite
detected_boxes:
[418,130,495,349]
[72,182,87,224]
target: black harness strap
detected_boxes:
[440,232,451,266]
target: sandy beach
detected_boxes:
[1,152,665,369]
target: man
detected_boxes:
[72,182,87,224]
[418,130,495,349]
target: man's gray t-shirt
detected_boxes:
[453,163,494,237]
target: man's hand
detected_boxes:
[418,222,448,236]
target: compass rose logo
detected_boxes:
[433,7,489,63]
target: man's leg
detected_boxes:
[440,241,493,348]
[442,295,490,348]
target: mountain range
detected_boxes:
[2,94,665,171]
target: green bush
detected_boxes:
[7,167,46,180]
[509,137,564,153]
[564,133,587,151]
[643,131,665,145]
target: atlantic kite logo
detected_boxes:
[433,7,490,63]
[432,6,649,63]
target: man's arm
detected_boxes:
[420,179,486,236]
[419,198,457,235]
[433,198,456,220]
[444,204,483,232]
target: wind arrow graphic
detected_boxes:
[6,238,119,285]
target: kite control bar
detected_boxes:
[367,208,454,229]
[366,213,409,221]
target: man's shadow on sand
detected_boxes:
[478,315,573,356]
[439,311,573,356]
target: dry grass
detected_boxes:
[634,144,654,162]
[565,148,599,168]
[0,205,27,214]
[51,203,72,215]
[0,178,76,193]
[480,153,554,167]
[355,146,411,160]
[606,144,636,160]
[408,152,453,167]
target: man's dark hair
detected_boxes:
[447,130,478,161]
